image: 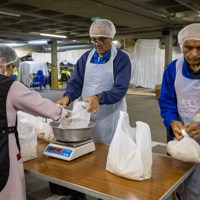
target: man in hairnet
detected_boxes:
[0,45,69,200]
[159,23,200,199]
[57,19,131,144]
[56,19,131,200]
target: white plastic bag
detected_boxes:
[18,118,35,140]
[17,114,37,162]
[106,111,152,181]
[17,111,45,137]
[167,130,200,163]
[59,101,90,128]
[19,136,37,162]
[44,119,55,142]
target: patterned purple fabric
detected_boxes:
[0,81,62,200]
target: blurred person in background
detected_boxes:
[0,45,69,200]
[12,65,18,80]
[159,23,200,200]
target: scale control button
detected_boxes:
[63,149,72,157]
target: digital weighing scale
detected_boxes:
[43,139,95,161]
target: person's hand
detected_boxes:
[83,95,99,113]
[56,96,70,108]
[170,120,184,140]
[183,123,200,139]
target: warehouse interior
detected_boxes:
[0,0,199,89]
[0,0,200,90]
[0,0,200,47]
[0,0,200,200]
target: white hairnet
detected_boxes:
[89,19,116,38]
[0,45,18,66]
[178,23,200,45]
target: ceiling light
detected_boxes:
[28,40,47,44]
[0,11,21,17]
[112,40,118,45]
[113,40,121,48]
[91,16,100,21]
[40,33,67,39]
[2,43,25,47]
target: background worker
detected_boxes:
[159,23,200,199]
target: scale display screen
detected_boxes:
[45,145,72,158]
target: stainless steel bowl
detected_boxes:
[49,121,95,142]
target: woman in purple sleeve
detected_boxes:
[0,45,68,200]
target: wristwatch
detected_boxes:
[96,94,104,105]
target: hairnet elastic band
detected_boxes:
[5,58,18,66]
[90,34,113,38]
[180,37,200,45]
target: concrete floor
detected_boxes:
[25,87,168,200]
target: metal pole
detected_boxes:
[165,29,173,68]
[51,40,58,90]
